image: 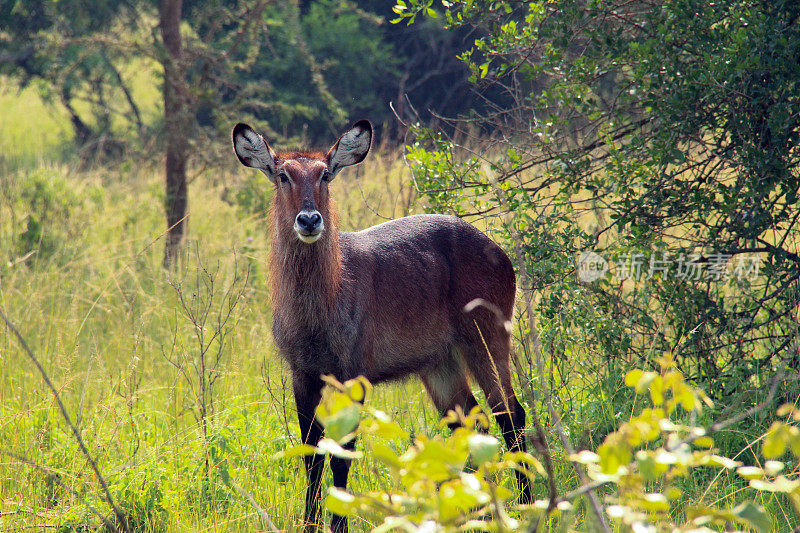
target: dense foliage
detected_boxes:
[383,0,800,527]
[397,0,800,401]
[0,0,511,260]
[319,365,800,532]
[0,0,138,148]
[4,0,800,530]
[0,0,496,149]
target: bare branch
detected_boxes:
[0,308,129,533]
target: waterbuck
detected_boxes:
[232,119,532,532]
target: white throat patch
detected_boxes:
[296,231,322,244]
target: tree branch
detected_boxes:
[0,308,129,533]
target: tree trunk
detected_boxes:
[59,87,94,146]
[160,0,189,268]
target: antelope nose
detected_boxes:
[295,211,322,234]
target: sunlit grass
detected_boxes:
[0,77,74,166]
[0,133,456,530]
[2,78,788,531]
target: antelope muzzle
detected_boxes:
[294,210,324,243]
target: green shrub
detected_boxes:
[293,367,800,531]
[106,470,169,533]
[0,167,85,266]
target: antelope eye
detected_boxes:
[279,171,290,184]
[321,170,331,182]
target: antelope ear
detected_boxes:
[232,123,278,178]
[326,119,372,176]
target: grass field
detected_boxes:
[2,78,798,532]
[0,82,547,530]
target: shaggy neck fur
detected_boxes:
[269,205,342,331]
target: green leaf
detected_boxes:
[468,434,500,464]
[365,411,408,441]
[316,438,363,459]
[636,451,658,481]
[317,393,362,442]
[438,474,489,522]
[371,441,402,469]
[271,444,315,460]
[732,502,771,533]
[763,424,788,459]
[326,487,357,516]
[668,148,686,164]
[504,451,546,476]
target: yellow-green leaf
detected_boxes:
[326,487,357,516]
[706,454,741,469]
[570,450,600,464]
[344,376,371,402]
[371,441,401,469]
[468,434,500,465]
[693,436,714,448]
[649,375,664,405]
[764,460,784,475]
[317,395,362,442]
[737,466,764,480]
[367,418,408,441]
[271,444,315,460]
[625,369,644,387]
[763,424,787,459]
[789,430,800,457]
[732,502,771,533]
[639,493,669,512]
[598,440,630,475]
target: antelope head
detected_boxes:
[232,120,373,244]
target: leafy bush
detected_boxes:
[394,0,800,405]
[233,0,398,142]
[0,168,84,266]
[231,171,273,219]
[297,367,800,531]
[284,376,541,530]
[106,469,169,532]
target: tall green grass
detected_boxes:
[2,81,789,532]
[0,77,74,168]
[0,93,464,529]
